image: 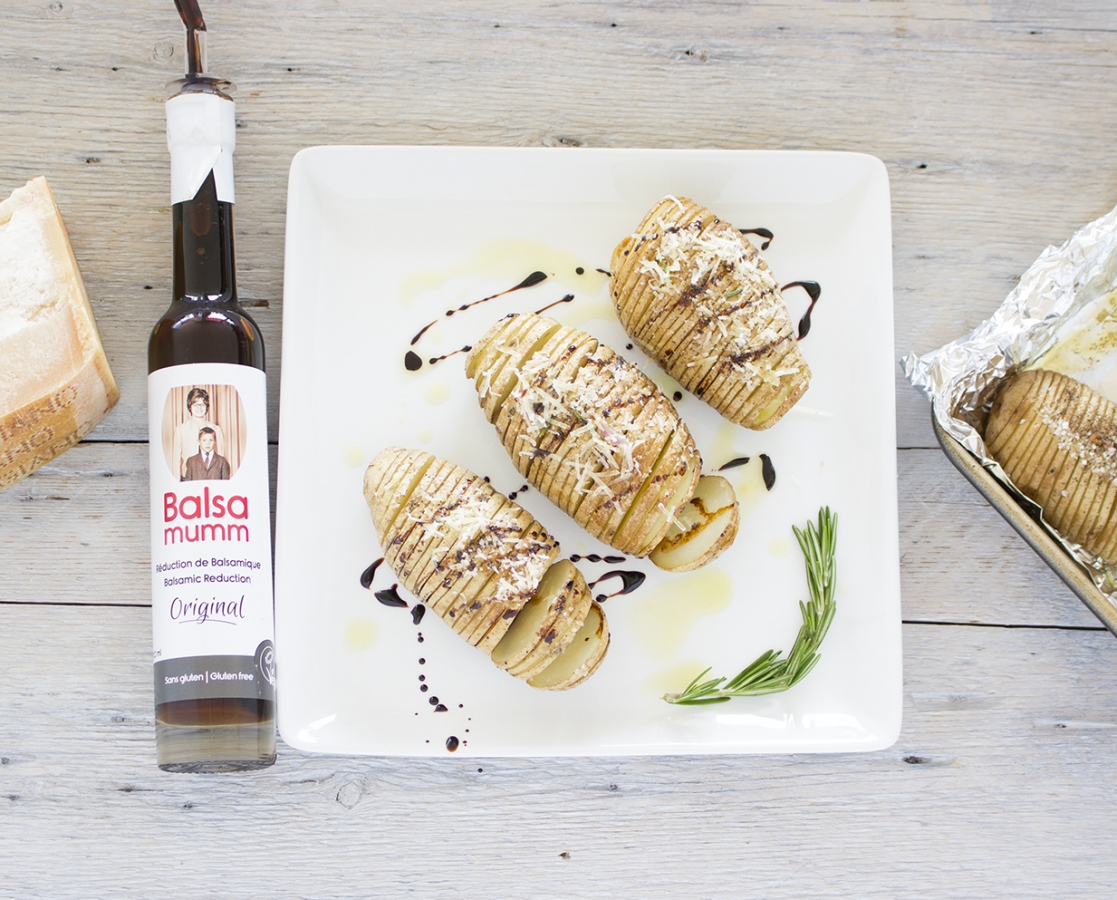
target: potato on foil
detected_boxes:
[609,196,810,430]
[465,313,739,571]
[364,447,608,689]
[985,369,1117,563]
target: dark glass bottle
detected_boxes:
[148,79,275,772]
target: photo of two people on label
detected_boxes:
[161,385,248,482]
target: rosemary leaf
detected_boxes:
[663,507,837,706]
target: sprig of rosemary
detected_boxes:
[663,506,838,705]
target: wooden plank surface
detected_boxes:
[2,1,1116,448]
[0,441,1102,629]
[3,0,1117,896]
[2,604,1116,898]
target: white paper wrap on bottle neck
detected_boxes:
[166,92,236,205]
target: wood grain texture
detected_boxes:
[1,442,1102,627]
[2,604,1116,899]
[2,1,1116,447]
[4,1,1117,896]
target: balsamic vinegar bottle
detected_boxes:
[147,31,276,771]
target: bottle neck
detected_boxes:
[172,169,237,304]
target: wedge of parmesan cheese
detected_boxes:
[0,177,119,488]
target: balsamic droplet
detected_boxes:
[360,558,383,589]
[411,604,426,625]
[739,227,774,250]
[782,281,822,340]
[374,584,408,607]
[760,454,776,491]
[404,350,423,371]
[434,704,448,712]
[589,570,647,599]
[672,391,683,402]
[446,736,460,751]
[718,457,750,472]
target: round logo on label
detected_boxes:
[255,640,276,687]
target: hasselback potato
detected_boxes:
[465,313,739,571]
[364,447,608,689]
[610,196,810,430]
[985,369,1117,563]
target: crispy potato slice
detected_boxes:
[526,601,610,691]
[489,559,593,678]
[470,315,563,424]
[649,475,740,572]
[363,447,435,538]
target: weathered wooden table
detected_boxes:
[3,1,1116,896]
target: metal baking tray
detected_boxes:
[933,411,1117,637]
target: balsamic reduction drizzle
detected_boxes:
[596,268,612,276]
[409,271,547,346]
[411,604,426,625]
[781,281,822,340]
[590,570,647,602]
[718,457,750,472]
[740,227,774,250]
[534,293,575,315]
[506,483,530,501]
[428,345,472,366]
[375,584,408,607]
[405,272,548,370]
[360,558,384,589]
[760,454,776,491]
[569,554,627,564]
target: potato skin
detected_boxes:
[363,448,608,689]
[465,313,705,560]
[985,369,1117,563]
[364,448,560,648]
[609,196,810,430]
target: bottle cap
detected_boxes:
[166,90,236,205]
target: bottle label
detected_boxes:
[148,363,275,706]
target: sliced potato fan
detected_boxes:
[465,313,740,571]
[985,369,1117,564]
[364,448,607,689]
[609,196,810,431]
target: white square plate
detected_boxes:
[276,146,901,756]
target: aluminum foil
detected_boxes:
[903,201,1117,600]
